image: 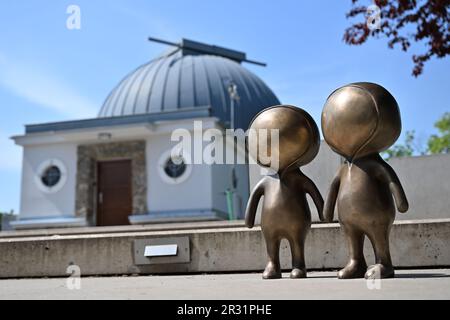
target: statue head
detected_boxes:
[248,105,320,173]
[321,82,402,161]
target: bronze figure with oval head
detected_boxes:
[322,82,409,279]
[245,105,324,279]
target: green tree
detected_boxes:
[382,130,416,160]
[0,210,15,231]
[428,112,450,154]
[383,113,450,160]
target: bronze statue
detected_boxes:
[322,82,409,279]
[245,105,324,279]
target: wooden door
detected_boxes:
[97,160,132,226]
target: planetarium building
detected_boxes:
[11,39,280,229]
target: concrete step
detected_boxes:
[0,219,449,278]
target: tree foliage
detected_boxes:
[383,112,450,160]
[383,130,416,159]
[344,0,450,76]
[0,210,14,231]
[428,112,450,153]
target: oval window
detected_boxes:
[41,165,62,187]
[35,159,68,193]
[158,150,192,184]
[164,157,187,178]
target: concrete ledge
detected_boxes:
[0,219,449,278]
[128,210,227,224]
[10,217,88,230]
[0,220,245,239]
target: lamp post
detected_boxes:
[227,82,240,130]
[226,82,241,220]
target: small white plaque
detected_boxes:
[144,244,178,257]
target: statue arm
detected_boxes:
[245,178,265,228]
[302,175,324,222]
[324,171,341,223]
[380,161,409,213]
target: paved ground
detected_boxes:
[1,269,449,300]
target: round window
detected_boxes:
[35,159,67,193]
[164,157,187,178]
[41,165,62,187]
[158,150,192,184]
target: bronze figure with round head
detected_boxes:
[245,105,324,279]
[322,82,409,279]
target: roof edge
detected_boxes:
[25,106,211,134]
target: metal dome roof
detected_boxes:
[98,39,280,129]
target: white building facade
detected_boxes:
[11,39,280,229]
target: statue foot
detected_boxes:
[338,260,367,279]
[365,264,395,279]
[290,268,307,279]
[262,263,281,280]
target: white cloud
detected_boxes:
[0,53,97,119]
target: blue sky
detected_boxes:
[0,0,448,213]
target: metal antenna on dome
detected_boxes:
[148,37,180,48]
[148,37,267,67]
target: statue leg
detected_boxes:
[338,225,367,279]
[289,235,307,279]
[263,235,282,280]
[365,227,395,279]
